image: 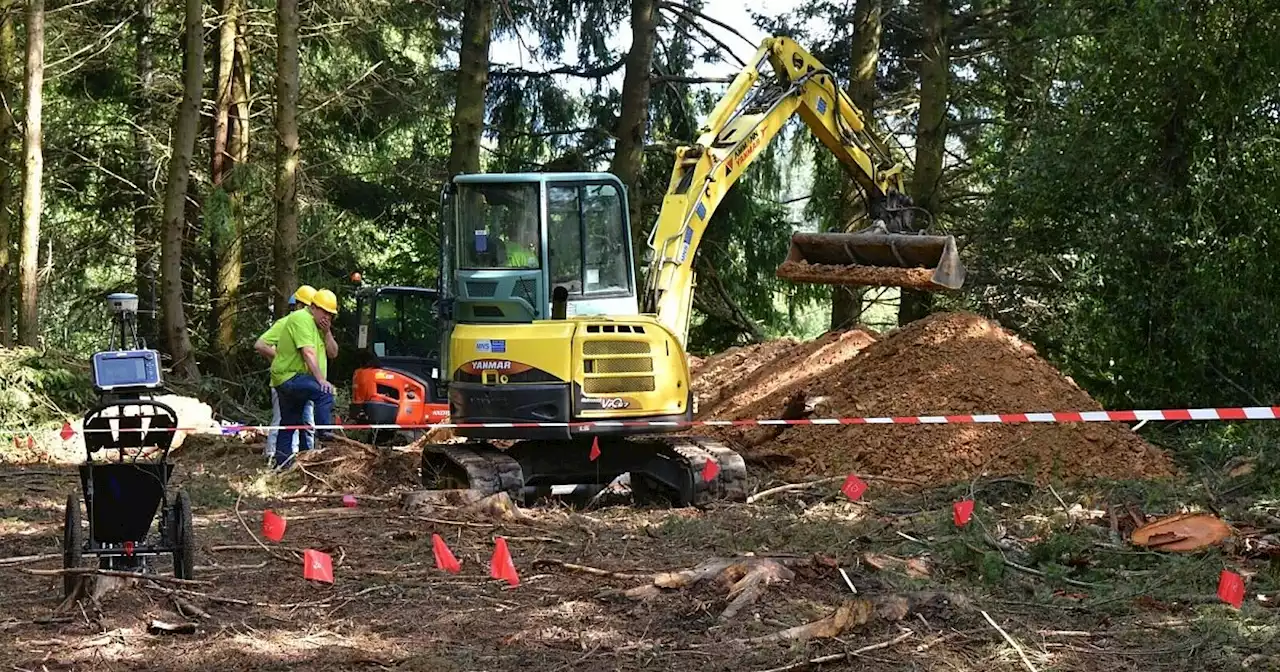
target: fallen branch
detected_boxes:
[618,557,795,619]
[280,493,394,502]
[279,509,496,529]
[19,567,210,587]
[533,559,645,579]
[209,544,309,555]
[982,610,1040,672]
[170,595,211,620]
[747,474,921,503]
[745,599,874,643]
[0,553,60,566]
[143,582,389,609]
[754,630,915,672]
[0,469,65,478]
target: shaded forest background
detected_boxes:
[0,0,1276,429]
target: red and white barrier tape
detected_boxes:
[43,405,1280,435]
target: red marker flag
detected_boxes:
[701,459,720,482]
[60,422,75,441]
[588,437,601,461]
[953,499,975,527]
[490,536,519,586]
[841,474,867,501]
[262,510,287,542]
[342,494,358,508]
[26,435,34,450]
[432,533,461,573]
[303,549,334,583]
[1218,570,1245,609]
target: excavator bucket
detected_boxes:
[776,230,965,290]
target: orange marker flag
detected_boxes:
[432,533,461,574]
[489,536,519,586]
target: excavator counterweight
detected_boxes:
[777,230,965,290]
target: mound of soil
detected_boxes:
[699,312,1177,485]
[691,338,805,413]
[697,328,877,419]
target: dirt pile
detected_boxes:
[698,312,1177,485]
[693,328,877,419]
[690,338,807,413]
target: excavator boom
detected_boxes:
[643,37,965,344]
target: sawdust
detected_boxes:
[697,312,1178,485]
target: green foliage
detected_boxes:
[967,0,1280,409]
[11,0,1280,438]
[0,348,94,430]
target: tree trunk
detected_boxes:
[899,0,948,327]
[133,0,157,346]
[0,0,18,346]
[272,0,299,317]
[17,0,43,347]
[159,0,202,380]
[610,0,656,263]
[446,0,493,177]
[210,0,239,366]
[216,2,249,361]
[830,0,881,331]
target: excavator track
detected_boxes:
[421,443,524,497]
[421,434,748,508]
[422,434,746,507]
[662,436,750,506]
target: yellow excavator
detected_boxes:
[424,36,965,505]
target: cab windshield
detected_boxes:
[456,183,541,269]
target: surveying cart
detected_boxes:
[60,293,195,596]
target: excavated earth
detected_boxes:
[693,312,1178,486]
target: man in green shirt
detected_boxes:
[261,288,340,467]
[255,286,339,461]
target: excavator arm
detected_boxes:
[640,36,964,346]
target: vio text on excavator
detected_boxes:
[422,36,966,507]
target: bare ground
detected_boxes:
[1,437,1277,671]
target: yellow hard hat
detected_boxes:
[293,285,317,306]
[312,289,339,315]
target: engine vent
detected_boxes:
[582,340,655,395]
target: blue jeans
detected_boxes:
[267,387,313,458]
[273,374,334,467]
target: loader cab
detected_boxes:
[349,286,449,427]
[443,173,639,324]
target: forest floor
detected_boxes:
[1,435,1277,671]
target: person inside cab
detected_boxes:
[502,217,538,268]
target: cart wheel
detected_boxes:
[171,490,194,580]
[62,493,83,598]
